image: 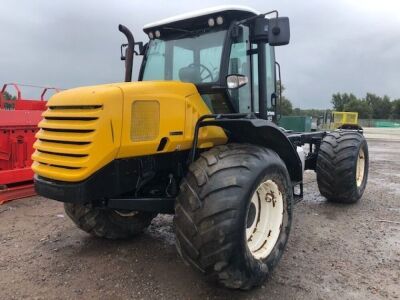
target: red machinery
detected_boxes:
[0,83,60,204]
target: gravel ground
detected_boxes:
[0,132,399,299]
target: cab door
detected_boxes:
[227,25,277,120]
[250,44,277,121]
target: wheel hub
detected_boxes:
[246,179,284,260]
[247,202,257,228]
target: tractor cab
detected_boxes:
[121,6,290,121]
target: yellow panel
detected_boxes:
[32,81,227,183]
[131,101,160,141]
[333,112,344,123]
[31,84,124,182]
[117,81,227,158]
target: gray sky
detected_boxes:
[1,0,399,108]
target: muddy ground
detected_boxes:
[0,131,399,299]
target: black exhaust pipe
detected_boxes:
[118,24,134,82]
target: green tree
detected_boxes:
[392,99,400,119]
[1,91,17,109]
[343,99,372,119]
[281,98,293,115]
[292,107,301,115]
[365,93,392,119]
[276,81,293,115]
[331,93,358,111]
[2,91,16,100]
[291,108,326,118]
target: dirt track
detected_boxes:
[0,133,399,299]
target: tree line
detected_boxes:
[280,90,400,120]
[331,93,400,119]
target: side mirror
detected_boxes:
[226,74,248,89]
[268,17,290,46]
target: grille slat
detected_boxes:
[40,128,94,133]
[39,119,98,130]
[35,130,94,143]
[38,138,90,145]
[34,140,91,155]
[32,152,89,168]
[48,105,103,110]
[43,108,102,119]
[33,104,101,172]
[44,116,98,121]
[37,149,88,158]
[37,162,81,170]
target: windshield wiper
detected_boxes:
[161,26,205,39]
[162,27,194,34]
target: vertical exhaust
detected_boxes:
[118,24,134,82]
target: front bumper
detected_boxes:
[34,159,141,204]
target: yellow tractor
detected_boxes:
[32,6,369,290]
[321,110,362,131]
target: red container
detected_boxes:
[0,83,60,204]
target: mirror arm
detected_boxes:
[275,61,282,121]
[236,10,278,26]
[258,42,267,120]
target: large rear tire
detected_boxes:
[64,203,156,239]
[316,131,369,203]
[174,144,293,289]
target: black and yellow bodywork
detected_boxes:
[33,81,230,204]
[33,7,304,211]
[33,81,227,182]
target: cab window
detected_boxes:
[251,44,276,113]
[227,25,251,113]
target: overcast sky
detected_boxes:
[1,0,399,108]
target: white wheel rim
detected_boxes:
[246,179,284,260]
[356,148,365,187]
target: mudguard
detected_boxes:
[200,118,303,183]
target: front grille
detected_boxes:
[33,105,102,170]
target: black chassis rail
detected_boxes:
[190,113,326,172]
[286,131,327,171]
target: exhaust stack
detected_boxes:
[118,24,134,82]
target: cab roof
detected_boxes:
[143,5,259,34]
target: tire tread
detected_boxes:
[316,131,368,203]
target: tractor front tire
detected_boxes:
[174,144,293,290]
[316,131,369,203]
[64,203,156,239]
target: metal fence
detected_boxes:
[359,119,400,128]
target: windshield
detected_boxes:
[141,30,227,84]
